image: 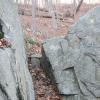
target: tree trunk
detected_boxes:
[76,0,83,13]
[0,0,35,100]
[31,0,37,32]
[47,0,58,30]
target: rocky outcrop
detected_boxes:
[0,0,35,100]
[41,7,100,100]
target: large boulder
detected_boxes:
[0,0,35,100]
[41,7,100,100]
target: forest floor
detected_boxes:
[18,3,99,100]
[29,62,62,100]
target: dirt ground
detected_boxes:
[29,62,62,100]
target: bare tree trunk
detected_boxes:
[73,0,77,18]
[24,0,27,6]
[31,0,36,32]
[27,0,31,7]
[44,0,49,10]
[47,0,58,30]
[76,0,83,13]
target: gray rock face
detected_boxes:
[0,0,35,100]
[41,7,100,100]
[0,48,19,100]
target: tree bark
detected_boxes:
[47,0,58,30]
[76,0,83,13]
[31,0,37,32]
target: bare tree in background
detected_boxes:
[31,0,37,32]
[76,0,84,13]
[24,0,27,8]
[47,0,58,30]
[73,0,77,18]
[73,0,83,18]
[27,0,31,5]
[44,0,49,10]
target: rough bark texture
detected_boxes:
[0,0,35,100]
[41,7,100,100]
